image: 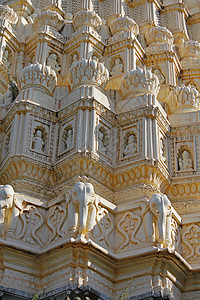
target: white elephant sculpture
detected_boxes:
[68,182,97,237]
[143,193,172,247]
[0,185,16,236]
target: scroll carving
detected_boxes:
[117,212,141,249]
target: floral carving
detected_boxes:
[182,224,200,260]
[117,212,141,249]
[69,58,109,89]
[18,63,57,95]
[121,66,159,98]
[145,26,174,46]
[176,84,200,110]
[180,40,200,59]
[34,9,64,31]
[110,16,139,36]
[73,9,101,31]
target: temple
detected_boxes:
[0,0,199,299]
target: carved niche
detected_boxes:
[16,51,24,75]
[160,135,167,163]
[2,49,10,69]
[110,57,124,77]
[97,126,109,156]
[121,127,138,159]
[177,145,194,172]
[31,127,48,154]
[47,53,61,73]
[59,120,75,155]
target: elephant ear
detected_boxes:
[65,190,72,206]
[140,200,150,216]
[14,193,25,211]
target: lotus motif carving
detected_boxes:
[34,9,64,31]
[145,26,174,46]
[69,58,109,89]
[121,66,159,98]
[110,16,139,36]
[73,9,101,31]
[18,63,57,95]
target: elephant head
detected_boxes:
[149,193,172,247]
[0,185,15,236]
[69,182,96,236]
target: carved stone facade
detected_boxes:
[0,0,199,299]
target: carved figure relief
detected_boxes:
[0,185,25,239]
[67,182,97,237]
[110,57,124,77]
[16,51,24,75]
[0,185,15,237]
[47,53,61,73]
[98,127,108,155]
[117,212,141,249]
[152,68,165,85]
[32,129,46,153]
[123,133,137,157]
[177,147,193,171]
[160,137,167,162]
[62,126,73,151]
[2,49,11,69]
[142,193,172,248]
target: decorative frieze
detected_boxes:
[0,1,199,299]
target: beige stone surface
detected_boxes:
[0,0,199,299]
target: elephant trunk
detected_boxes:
[156,198,167,245]
[78,186,88,234]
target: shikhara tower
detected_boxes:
[0,0,199,299]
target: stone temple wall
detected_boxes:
[0,0,199,299]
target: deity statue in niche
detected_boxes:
[71,53,78,65]
[98,130,107,155]
[110,58,123,77]
[2,49,10,69]
[152,68,165,85]
[178,150,193,170]
[160,138,167,162]
[47,53,61,73]
[32,129,45,152]
[16,51,24,75]
[123,134,137,157]
[64,128,73,150]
